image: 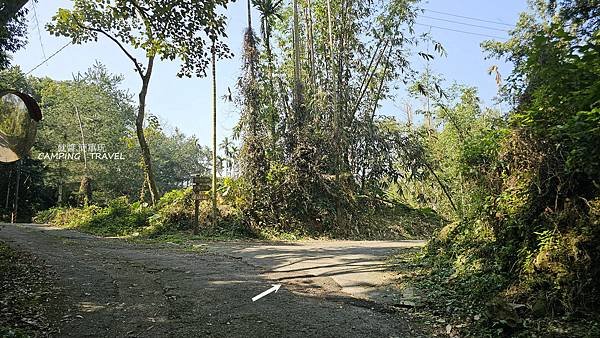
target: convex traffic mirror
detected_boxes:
[0,90,42,163]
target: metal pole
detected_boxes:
[11,159,22,223]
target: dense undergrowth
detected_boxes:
[35,189,250,240]
[6,0,599,336]
[390,2,600,336]
[34,186,442,241]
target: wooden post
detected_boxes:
[192,175,211,234]
[193,198,200,235]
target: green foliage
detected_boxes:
[33,63,139,202]
[402,1,600,333]
[38,187,250,239]
[44,197,152,236]
[0,158,56,222]
[146,124,212,194]
[354,202,445,240]
[234,0,447,236]
[32,207,60,224]
[145,188,195,235]
[219,176,248,209]
[0,1,29,69]
[0,64,212,218]
[46,0,233,78]
[46,0,236,205]
[391,85,506,221]
[478,0,600,313]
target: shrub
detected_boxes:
[144,188,195,237]
[32,207,62,224]
[38,197,151,236]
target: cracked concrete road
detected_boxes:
[0,223,427,337]
[208,240,425,303]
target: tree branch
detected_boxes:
[351,40,390,118]
[129,0,157,38]
[0,0,29,26]
[72,15,144,77]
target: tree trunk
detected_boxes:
[246,0,252,27]
[262,6,277,153]
[424,161,458,212]
[211,41,218,224]
[136,56,159,205]
[79,176,92,206]
[139,173,147,202]
[327,0,344,226]
[292,0,301,96]
[287,0,304,154]
[74,103,92,205]
[304,0,316,95]
[4,169,11,210]
[11,160,21,223]
[292,0,303,114]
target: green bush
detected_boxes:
[38,197,151,236]
[144,188,195,237]
[36,189,251,239]
[32,207,62,224]
[81,197,152,236]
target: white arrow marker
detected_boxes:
[252,284,282,302]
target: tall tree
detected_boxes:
[34,63,137,203]
[211,39,218,223]
[253,0,283,149]
[219,137,235,177]
[0,0,30,69]
[237,0,270,227]
[47,0,233,205]
[235,0,434,230]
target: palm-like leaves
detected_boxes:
[251,0,283,40]
[219,136,236,176]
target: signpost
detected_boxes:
[191,174,211,234]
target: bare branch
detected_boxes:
[72,15,144,77]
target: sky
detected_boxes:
[13,0,529,148]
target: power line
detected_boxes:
[415,23,507,40]
[31,1,46,59]
[25,42,72,75]
[421,15,509,32]
[424,9,514,27]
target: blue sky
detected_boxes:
[14,0,528,147]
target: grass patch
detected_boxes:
[352,202,445,240]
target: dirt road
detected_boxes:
[0,223,427,337]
